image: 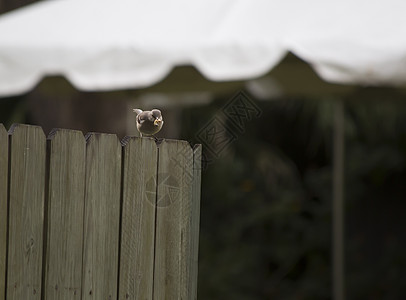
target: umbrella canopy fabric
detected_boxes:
[1,0,406,97]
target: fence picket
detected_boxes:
[44,129,86,299]
[7,124,46,299]
[119,137,157,300]
[189,144,202,300]
[82,133,122,300]
[0,124,8,300]
[153,139,194,299]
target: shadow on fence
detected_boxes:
[0,123,201,300]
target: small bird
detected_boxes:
[133,108,164,138]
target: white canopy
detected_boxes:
[1,0,406,97]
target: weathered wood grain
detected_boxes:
[82,133,122,300]
[188,144,202,300]
[44,129,86,299]
[0,124,8,300]
[153,139,194,300]
[0,123,202,300]
[7,124,46,299]
[119,137,157,300]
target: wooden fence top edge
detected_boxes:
[1,123,202,151]
[193,144,202,152]
[48,127,85,139]
[8,123,45,135]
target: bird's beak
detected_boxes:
[154,119,162,126]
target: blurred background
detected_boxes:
[1,1,406,299]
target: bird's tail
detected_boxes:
[133,108,143,115]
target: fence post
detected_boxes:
[0,124,8,300]
[7,124,46,299]
[43,128,86,299]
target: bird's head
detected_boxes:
[151,109,163,126]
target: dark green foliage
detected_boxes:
[0,96,26,128]
[183,97,333,299]
[182,92,406,299]
[345,98,406,300]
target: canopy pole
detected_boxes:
[332,99,345,300]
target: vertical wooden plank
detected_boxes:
[188,145,202,300]
[7,124,46,299]
[82,133,121,300]
[44,129,86,299]
[118,137,157,300]
[153,140,194,299]
[0,124,8,300]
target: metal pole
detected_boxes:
[333,99,345,300]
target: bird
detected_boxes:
[133,108,164,138]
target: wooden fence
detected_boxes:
[0,124,201,300]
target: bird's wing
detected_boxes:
[137,111,151,124]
